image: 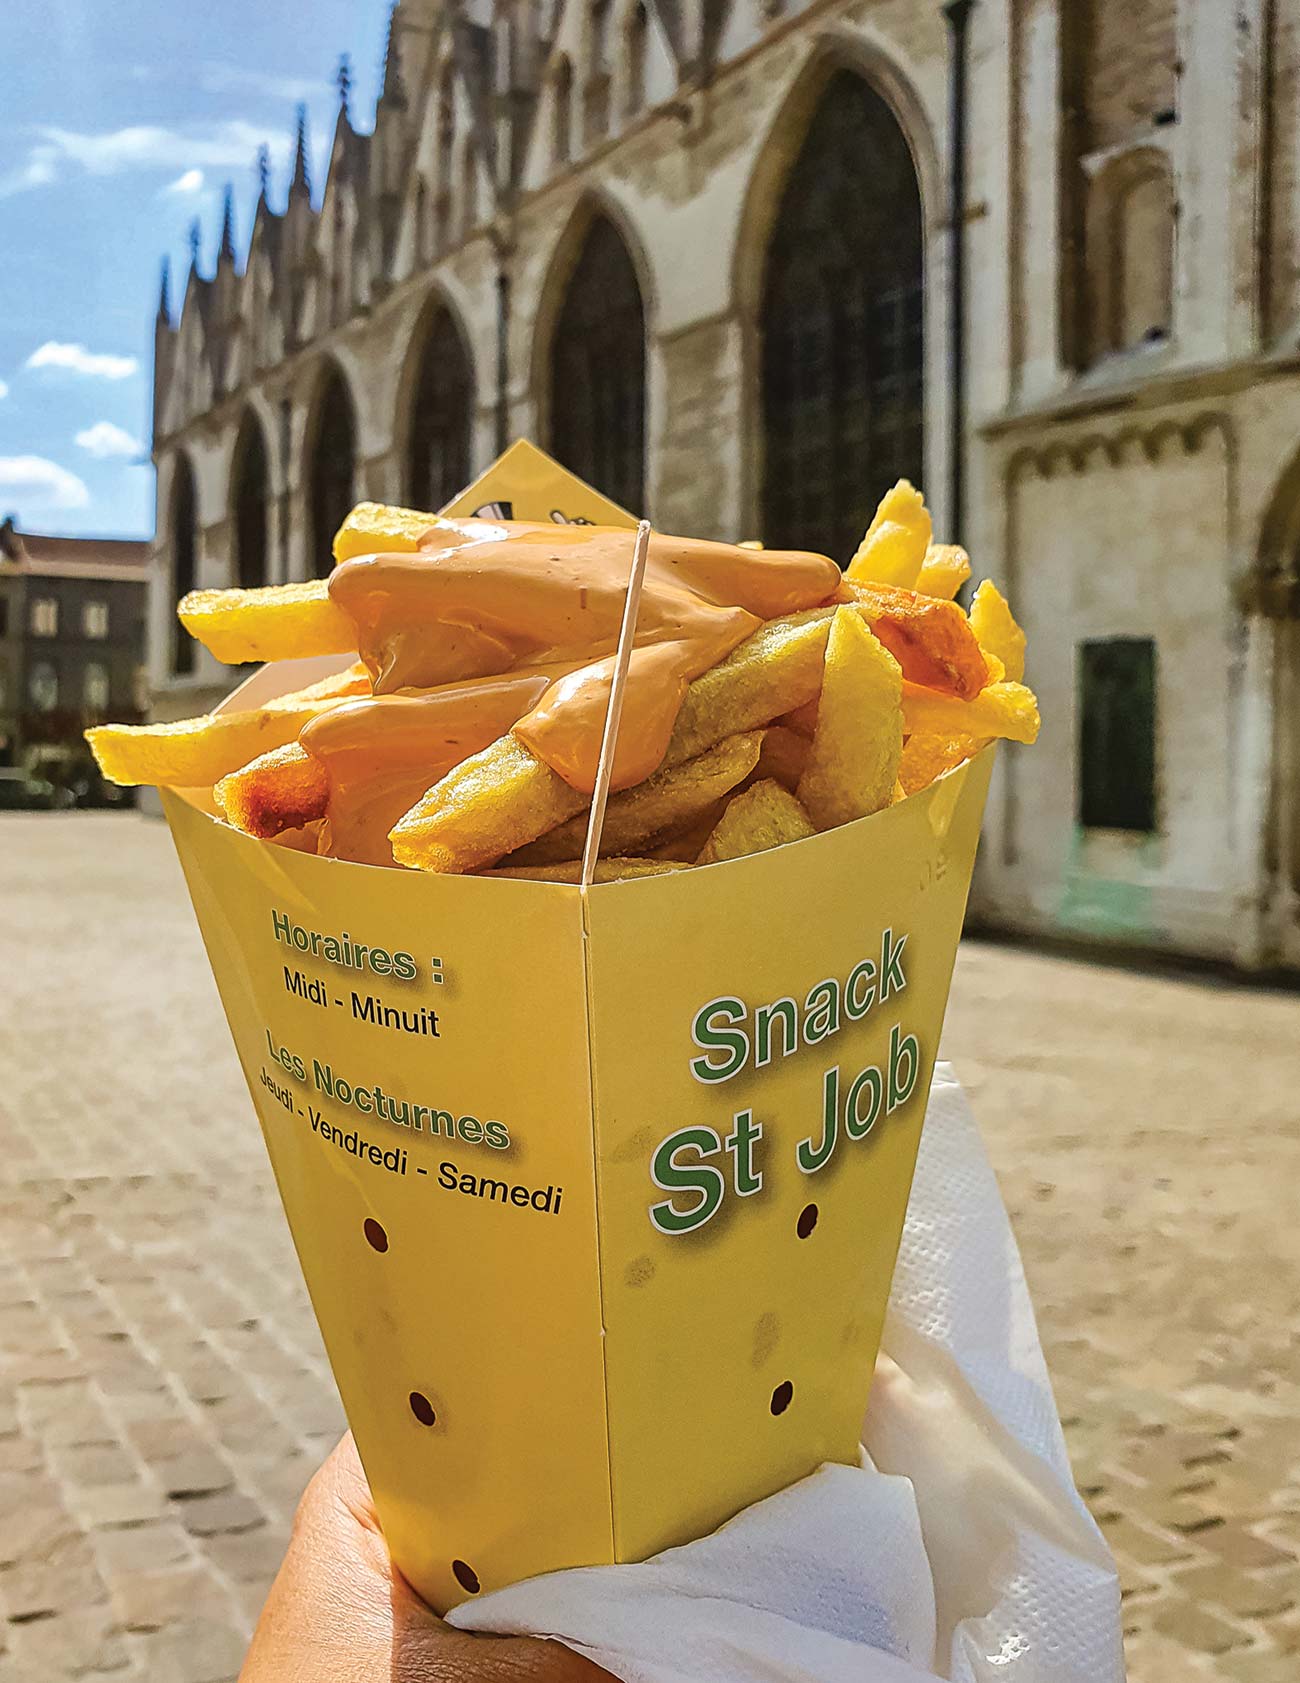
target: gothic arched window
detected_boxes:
[553,57,573,162]
[170,454,198,676]
[407,303,474,511]
[548,214,646,513]
[308,364,357,579]
[625,3,648,115]
[760,71,924,563]
[231,409,271,590]
[1085,150,1175,360]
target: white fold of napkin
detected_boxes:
[448,1063,1125,1683]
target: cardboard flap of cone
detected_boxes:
[161,443,995,1613]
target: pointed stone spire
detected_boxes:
[337,53,352,121]
[256,144,271,205]
[157,255,171,323]
[381,3,406,106]
[188,217,202,275]
[290,103,311,199]
[219,184,236,263]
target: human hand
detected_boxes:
[240,1434,613,1682]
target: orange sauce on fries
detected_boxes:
[326,520,841,797]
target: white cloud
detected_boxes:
[0,120,294,199]
[26,342,140,380]
[198,64,323,104]
[0,380,8,400]
[75,421,144,460]
[0,456,90,511]
[164,168,205,196]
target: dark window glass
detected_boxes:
[1078,637,1157,832]
[408,307,473,510]
[171,456,198,676]
[233,411,271,589]
[308,366,357,580]
[549,215,646,513]
[761,71,924,564]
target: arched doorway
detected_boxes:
[171,455,198,676]
[308,364,357,579]
[406,301,474,511]
[548,213,646,513]
[231,410,271,589]
[760,70,924,563]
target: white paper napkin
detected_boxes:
[448,1064,1125,1682]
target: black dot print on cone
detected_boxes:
[796,1203,818,1239]
[452,1560,481,1595]
[409,1391,436,1426]
[363,1218,388,1253]
[770,1381,794,1416]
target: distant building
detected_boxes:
[149,0,1300,970]
[0,518,147,781]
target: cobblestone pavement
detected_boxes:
[1,813,1297,1682]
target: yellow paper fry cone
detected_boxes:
[158,443,995,1614]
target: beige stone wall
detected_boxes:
[1074,0,1178,152]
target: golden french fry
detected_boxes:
[85,663,371,788]
[666,610,835,761]
[750,725,809,792]
[903,679,1038,744]
[780,699,819,739]
[969,580,1027,684]
[179,581,355,667]
[797,608,903,830]
[507,732,763,868]
[847,580,990,700]
[267,821,325,855]
[216,743,330,840]
[643,805,728,862]
[391,611,839,874]
[391,734,587,873]
[845,481,932,590]
[916,544,971,600]
[697,780,816,865]
[898,733,979,796]
[333,500,440,564]
[482,858,688,883]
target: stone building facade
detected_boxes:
[149,0,1300,969]
[0,520,147,782]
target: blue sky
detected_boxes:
[1,0,391,540]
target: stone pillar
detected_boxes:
[1178,0,1267,361]
[1007,0,1067,403]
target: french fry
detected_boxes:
[916,544,971,600]
[86,663,371,788]
[902,679,1039,744]
[898,733,979,796]
[391,612,839,873]
[333,500,440,564]
[179,581,355,667]
[750,725,809,792]
[268,821,325,855]
[845,481,932,591]
[216,744,330,839]
[847,580,990,700]
[391,734,587,873]
[643,805,728,862]
[482,858,688,883]
[797,608,903,830]
[969,580,1027,684]
[697,781,816,865]
[780,699,818,739]
[665,610,836,761]
[507,732,763,867]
